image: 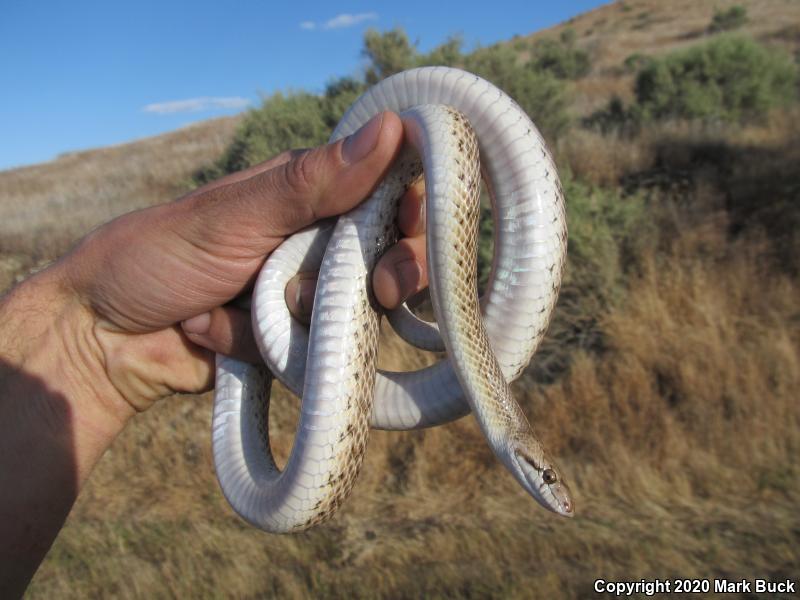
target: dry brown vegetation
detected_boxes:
[541,0,800,117]
[1,0,799,598]
[0,116,239,266]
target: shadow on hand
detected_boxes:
[0,358,78,599]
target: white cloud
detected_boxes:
[300,12,377,31]
[323,12,377,29]
[142,96,251,115]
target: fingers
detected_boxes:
[371,179,428,309]
[373,235,428,309]
[181,306,261,363]
[280,181,428,316]
[178,272,318,362]
[397,180,426,237]
[177,112,404,259]
[281,181,428,315]
[179,242,427,364]
[284,273,317,325]
[179,147,428,363]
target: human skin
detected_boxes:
[0,112,431,597]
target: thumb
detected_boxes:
[178,111,403,253]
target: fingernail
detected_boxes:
[285,275,317,318]
[342,113,383,164]
[183,312,211,335]
[394,259,422,299]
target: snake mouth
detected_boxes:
[513,451,574,518]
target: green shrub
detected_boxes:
[417,35,464,67]
[635,35,797,122]
[463,44,570,138]
[531,29,591,79]
[194,93,330,185]
[363,28,417,84]
[523,171,650,382]
[623,52,651,74]
[195,27,571,185]
[476,204,494,291]
[582,96,641,134]
[321,77,367,124]
[194,78,368,185]
[709,5,747,33]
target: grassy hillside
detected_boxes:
[1,0,798,598]
[0,116,240,284]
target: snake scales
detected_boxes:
[212,67,573,532]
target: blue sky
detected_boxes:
[0,0,605,171]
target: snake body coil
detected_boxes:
[213,67,572,532]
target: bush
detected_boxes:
[364,28,575,135]
[363,28,417,84]
[194,92,334,185]
[416,35,464,68]
[195,28,572,184]
[635,35,797,122]
[582,96,641,134]
[623,52,651,74]
[463,44,570,138]
[708,5,747,33]
[194,77,368,185]
[526,171,650,382]
[476,168,651,382]
[531,29,591,80]
[321,76,367,124]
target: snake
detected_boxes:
[211,66,573,533]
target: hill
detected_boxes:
[2,0,798,598]
[3,0,797,265]
[0,116,240,288]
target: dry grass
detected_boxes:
[22,225,799,599]
[2,0,799,597]
[557,127,655,186]
[21,123,800,596]
[0,116,240,259]
[556,106,800,187]
[524,0,800,118]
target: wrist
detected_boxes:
[0,265,134,596]
[0,265,132,478]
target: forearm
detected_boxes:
[0,267,129,598]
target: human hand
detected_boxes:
[56,111,429,417]
[0,111,436,595]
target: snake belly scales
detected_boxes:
[212,66,573,533]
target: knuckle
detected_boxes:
[282,149,316,198]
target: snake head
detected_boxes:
[510,447,574,518]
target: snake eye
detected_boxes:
[542,468,558,485]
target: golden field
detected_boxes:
[1,0,798,597]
